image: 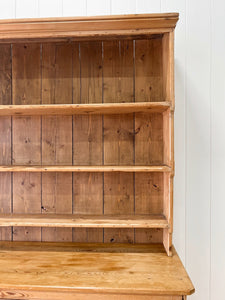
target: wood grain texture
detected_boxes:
[0,44,11,241]
[0,290,185,300]
[135,113,164,165]
[12,43,41,241]
[103,39,134,243]
[0,242,194,296]
[42,43,73,242]
[0,14,179,41]
[0,102,171,116]
[135,38,163,102]
[73,41,103,242]
[134,113,163,243]
[0,214,168,228]
[0,165,171,172]
[103,40,133,102]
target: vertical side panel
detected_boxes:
[135,38,163,102]
[12,44,41,241]
[163,107,173,256]
[73,41,103,242]
[103,40,134,243]
[161,0,187,265]
[0,45,12,240]
[42,43,73,242]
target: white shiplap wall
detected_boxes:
[0,1,224,299]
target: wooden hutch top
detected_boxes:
[0,13,179,41]
[0,13,195,300]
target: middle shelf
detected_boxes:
[0,214,169,228]
[0,165,171,172]
[0,101,171,116]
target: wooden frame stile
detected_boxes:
[162,31,175,256]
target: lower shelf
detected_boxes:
[0,242,194,299]
[0,214,168,228]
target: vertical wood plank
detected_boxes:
[42,43,73,242]
[134,43,163,243]
[135,173,163,215]
[0,45,12,241]
[103,41,134,103]
[135,172,164,244]
[186,0,211,298]
[103,40,134,243]
[12,43,41,241]
[73,41,103,242]
[135,113,163,165]
[211,0,225,298]
[163,106,173,256]
[135,38,163,102]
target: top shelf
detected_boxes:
[0,102,171,116]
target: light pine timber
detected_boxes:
[135,38,163,102]
[0,165,171,172]
[73,41,103,242]
[0,44,12,241]
[0,102,171,116]
[0,242,194,297]
[103,40,135,243]
[0,214,168,228]
[41,43,73,242]
[0,291,186,300]
[162,31,175,256]
[0,14,179,42]
[12,43,41,242]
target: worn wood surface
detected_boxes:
[0,214,168,228]
[41,43,73,242]
[0,102,170,116]
[0,20,175,253]
[0,14,179,42]
[103,39,134,242]
[12,43,41,241]
[73,41,103,242]
[0,165,171,172]
[0,242,194,296]
[0,290,186,300]
[0,44,12,241]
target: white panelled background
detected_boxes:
[0,0,224,299]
